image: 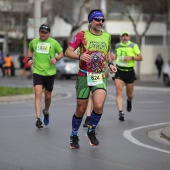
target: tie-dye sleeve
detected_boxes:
[69,31,84,50]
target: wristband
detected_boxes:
[132,56,134,60]
[108,61,114,67]
[27,57,33,63]
[55,57,59,61]
[78,55,81,60]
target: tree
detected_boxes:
[0,0,32,54]
[107,0,168,78]
[124,0,168,78]
[43,0,102,40]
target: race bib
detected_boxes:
[87,72,103,86]
[36,42,50,54]
[119,56,127,67]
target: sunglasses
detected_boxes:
[93,18,105,23]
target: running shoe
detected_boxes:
[42,109,50,126]
[85,129,99,146]
[127,99,132,112]
[83,117,90,127]
[35,118,43,128]
[70,135,80,149]
[119,112,125,121]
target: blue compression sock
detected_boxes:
[71,114,83,136]
[89,111,102,132]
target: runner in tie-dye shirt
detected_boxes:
[65,9,117,149]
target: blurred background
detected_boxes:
[0,0,170,79]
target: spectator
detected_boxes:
[18,53,25,78]
[23,56,32,78]
[11,61,15,76]
[155,53,164,79]
[4,54,12,77]
[0,50,4,77]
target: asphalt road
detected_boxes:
[0,77,170,170]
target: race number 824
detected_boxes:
[91,74,100,80]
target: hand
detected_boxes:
[80,51,91,62]
[28,59,33,65]
[109,65,117,74]
[124,56,132,62]
[50,58,57,65]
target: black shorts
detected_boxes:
[114,68,136,84]
[5,67,11,70]
[33,73,55,92]
[25,68,31,71]
[20,64,25,69]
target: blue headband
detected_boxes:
[88,11,104,23]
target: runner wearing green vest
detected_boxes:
[27,24,63,128]
[65,9,117,149]
[114,31,143,121]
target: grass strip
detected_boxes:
[0,86,33,96]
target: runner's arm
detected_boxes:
[107,51,117,74]
[27,49,33,65]
[55,51,63,61]
[65,46,79,60]
[65,46,91,62]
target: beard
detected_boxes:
[93,24,103,32]
[121,39,128,44]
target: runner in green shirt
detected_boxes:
[27,24,63,128]
[114,31,143,121]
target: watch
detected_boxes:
[55,57,59,61]
[78,55,81,60]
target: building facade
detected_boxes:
[0,0,169,76]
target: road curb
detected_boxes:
[161,125,170,142]
[0,92,58,103]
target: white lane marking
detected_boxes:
[124,122,170,154]
[137,101,164,104]
[52,92,72,101]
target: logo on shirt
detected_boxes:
[86,52,104,73]
[89,41,107,51]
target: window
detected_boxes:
[145,36,163,45]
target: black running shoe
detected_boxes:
[85,130,99,146]
[119,112,125,121]
[70,135,80,149]
[127,100,132,112]
[42,109,49,126]
[83,117,90,127]
[35,118,43,128]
